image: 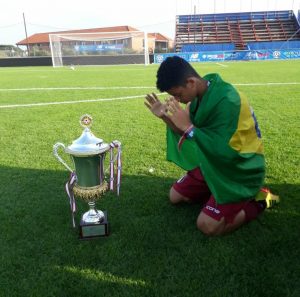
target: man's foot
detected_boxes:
[255,188,280,209]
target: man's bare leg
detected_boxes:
[169,186,192,204]
[196,210,246,236]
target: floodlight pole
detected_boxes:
[194,5,196,52]
[23,13,30,56]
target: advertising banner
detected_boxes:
[75,44,124,52]
[154,49,300,63]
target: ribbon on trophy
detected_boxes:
[65,172,77,228]
[109,140,122,196]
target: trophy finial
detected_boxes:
[80,114,93,129]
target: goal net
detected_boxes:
[49,31,150,67]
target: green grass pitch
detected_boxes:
[0,60,299,297]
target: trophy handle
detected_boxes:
[53,142,73,173]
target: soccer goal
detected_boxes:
[49,31,150,67]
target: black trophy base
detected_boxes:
[79,210,109,240]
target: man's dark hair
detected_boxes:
[156,56,200,92]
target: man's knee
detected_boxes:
[169,187,190,204]
[196,210,246,236]
[196,212,224,236]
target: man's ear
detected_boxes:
[186,77,197,89]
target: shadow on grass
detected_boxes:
[0,165,299,297]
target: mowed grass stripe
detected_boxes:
[0,86,155,91]
[0,82,299,92]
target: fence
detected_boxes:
[154,49,300,63]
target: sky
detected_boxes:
[0,0,299,45]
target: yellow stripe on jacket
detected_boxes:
[229,92,264,154]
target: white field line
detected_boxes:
[234,82,300,86]
[0,94,147,109]
[0,82,300,92]
[216,63,228,67]
[0,94,145,108]
[0,82,299,109]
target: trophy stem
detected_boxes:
[89,201,96,210]
[82,201,104,223]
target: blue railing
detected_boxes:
[177,11,293,24]
[248,40,300,50]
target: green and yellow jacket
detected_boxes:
[167,73,265,204]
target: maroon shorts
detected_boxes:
[172,168,249,223]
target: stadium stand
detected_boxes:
[176,10,300,52]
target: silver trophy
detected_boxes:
[53,114,122,239]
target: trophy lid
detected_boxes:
[65,114,110,156]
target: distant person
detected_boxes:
[145,56,279,236]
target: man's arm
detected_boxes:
[160,114,182,134]
[144,93,182,134]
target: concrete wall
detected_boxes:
[0,57,52,67]
[0,55,154,67]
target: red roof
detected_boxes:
[17,25,140,45]
[147,32,171,41]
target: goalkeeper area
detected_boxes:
[49,31,150,67]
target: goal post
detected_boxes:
[49,31,150,67]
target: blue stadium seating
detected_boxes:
[176,10,300,52]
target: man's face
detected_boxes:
[167,78,197,104]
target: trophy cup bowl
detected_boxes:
[53,114,112,239]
